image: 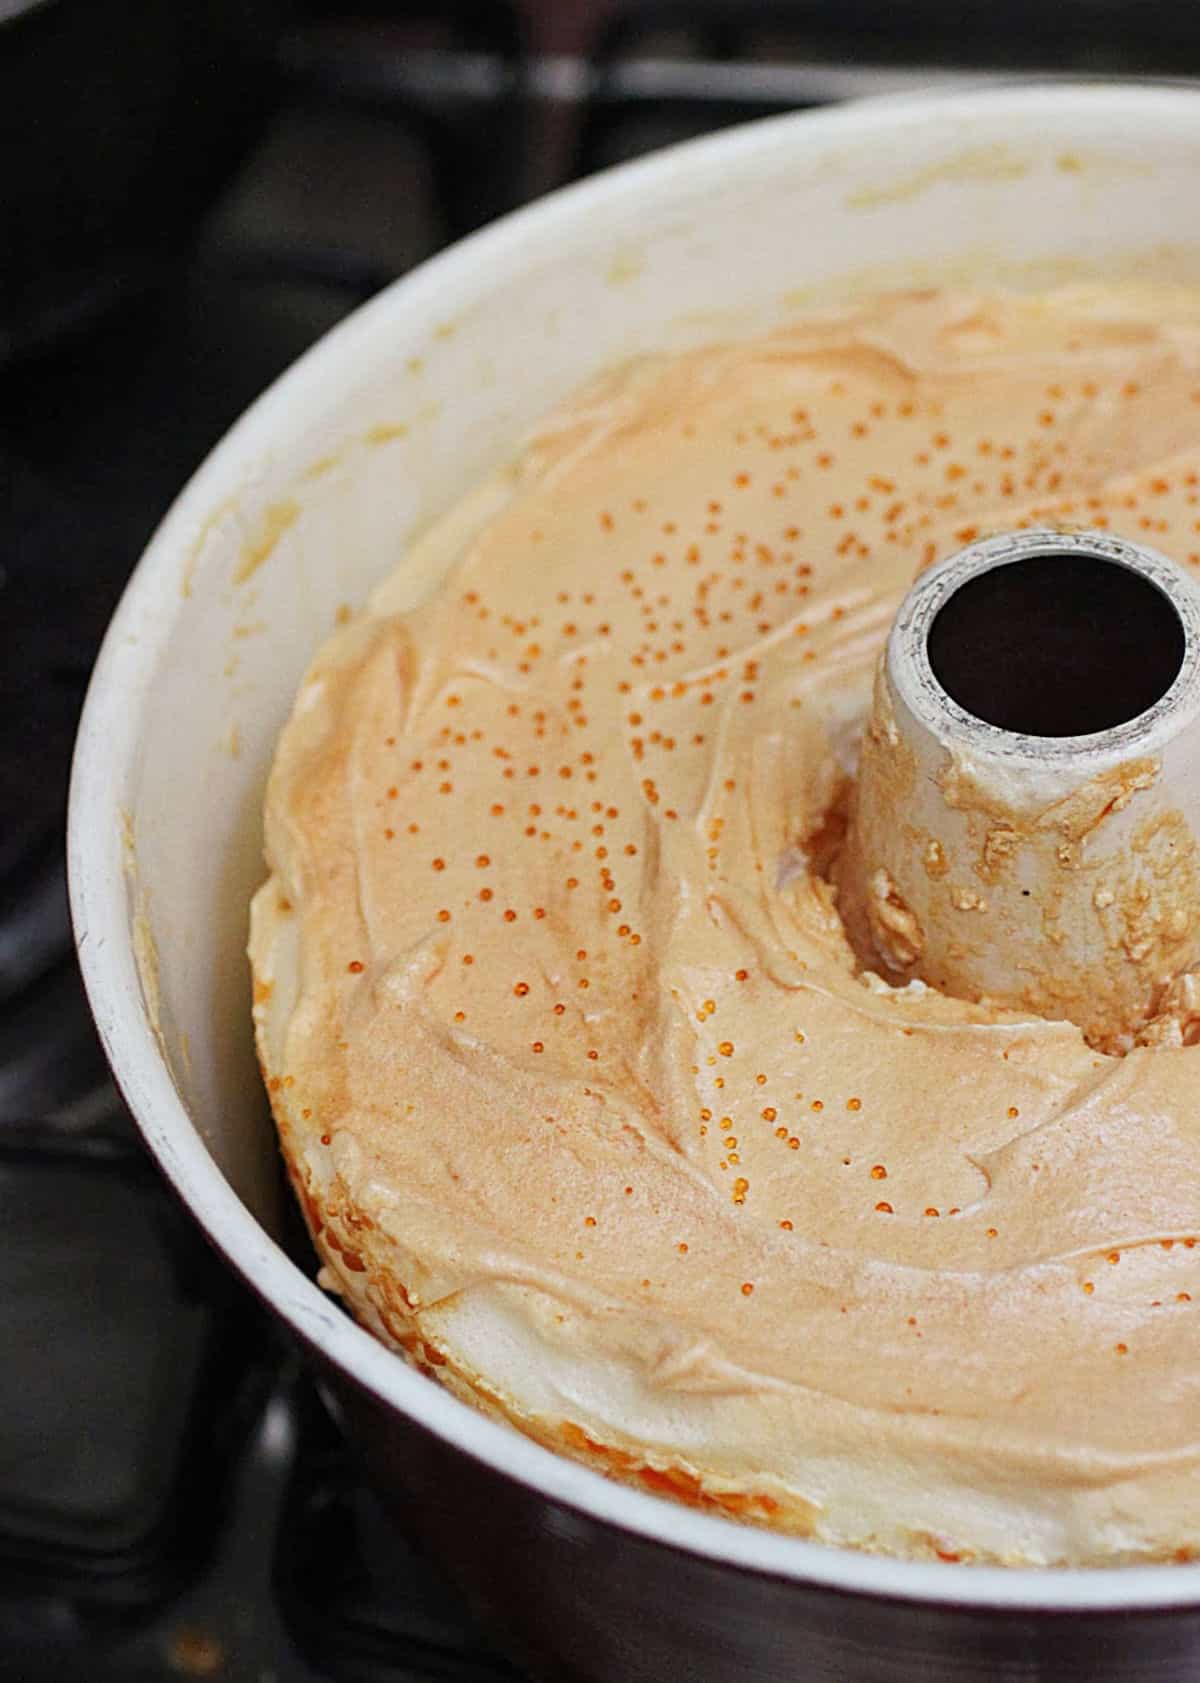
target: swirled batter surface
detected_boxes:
[252,289,1200,1564]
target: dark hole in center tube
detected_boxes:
[927,553,1185,738]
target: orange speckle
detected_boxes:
[347,961,364,974]
[870,1164,887,1181]
[437,909,451,923]
[718,1041,734,1057]
[875,1201,894,1215]
[847,1097,862,1111]
[514,982,530,997]
[741,1282,754,1296]
[432,858,446,871]
[532,1041,544,1053]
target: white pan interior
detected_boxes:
[69,82,1200,1610]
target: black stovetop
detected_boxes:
[4,6,1200,1679]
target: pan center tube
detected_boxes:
[836,530,1200,1051]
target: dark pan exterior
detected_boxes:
[322,1371,1200,1683]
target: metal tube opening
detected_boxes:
[926,551,1185,739]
